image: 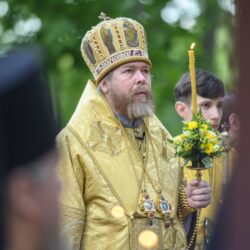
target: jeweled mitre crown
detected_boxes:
[80,13,151,84]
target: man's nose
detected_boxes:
[210,107,220,120]
[134,70,147,84]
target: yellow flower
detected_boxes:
[173,135,183,144]
[206,130,216,140]
[173,134,187,144]
[201,124,208,131]
[180,134,186,139]
[212,138,219,145]
[187,121,198,130]
[203,143,215,155]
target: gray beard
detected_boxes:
[127,95,154,119]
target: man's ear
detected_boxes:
[175,101,188,119]
[229,113,240,132]
[99,79,110,95]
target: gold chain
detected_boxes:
[178,195,199,250]
[121,117,173,222]
[123,117,163,196]
[144,123,164,192]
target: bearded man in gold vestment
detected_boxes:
[57,13,212,250]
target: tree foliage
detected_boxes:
[0,0,235,135]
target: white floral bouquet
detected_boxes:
[170,112,224,168]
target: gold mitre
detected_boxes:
[80,12,152,84]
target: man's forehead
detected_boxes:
[118,61,150,69]
[197,95,224,103]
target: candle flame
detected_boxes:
[190,42,196,50]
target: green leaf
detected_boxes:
[202,157,213,168]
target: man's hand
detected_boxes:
[186,180,211,209]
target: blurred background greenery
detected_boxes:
[0,0,236,135]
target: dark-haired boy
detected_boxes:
[174,69,233,250]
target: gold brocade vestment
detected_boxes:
[57,80,187,250]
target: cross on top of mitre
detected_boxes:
[98,12,111,21]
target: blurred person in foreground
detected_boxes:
[220,90,240,149]
[174,70,235,249]
[57,13,211,250]
[207,1,249,247]
[0,48,66,250]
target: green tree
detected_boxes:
[0,0,235,135]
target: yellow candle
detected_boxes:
[188,43,197,116]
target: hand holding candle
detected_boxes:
[188,43,198,116]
